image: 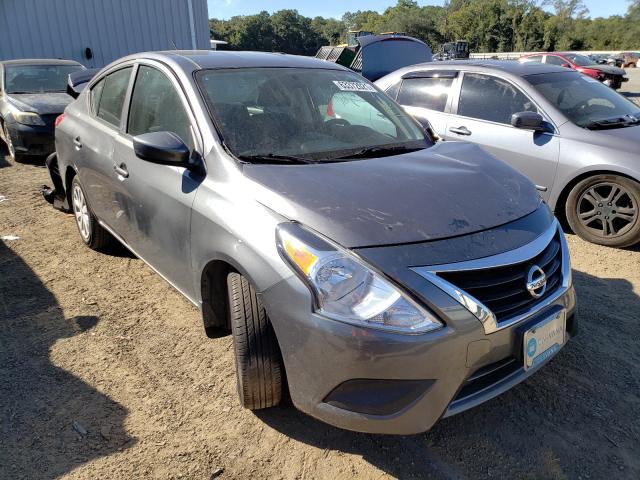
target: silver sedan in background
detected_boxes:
[376,61,640,248]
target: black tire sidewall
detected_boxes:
[566,174,640,248]
[227,272,282,410]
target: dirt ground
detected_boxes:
[1,73,640,480]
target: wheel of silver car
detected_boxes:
[70,176,113,250]
[566,174,640,248]
[227,272,283,410]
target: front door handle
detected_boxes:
[73,137,83,149]
[114,163,129,178]
[449,126,472,136]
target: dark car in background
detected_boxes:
[621,51,639,68]
[0,59,84,161]
[589,53,624,68]
[519,52,628,89]
[376,60,640,247]
[52,50,575,434]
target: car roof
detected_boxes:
[114,50,348,72]
[392,59,572,77]
[0,58,83,66]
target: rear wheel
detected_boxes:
[70,176,113,250]
[566,174,640,248]
[227,272,283,410]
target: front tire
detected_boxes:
[566,174,640,248]
[227,272,283,410]
[70,176,113,250]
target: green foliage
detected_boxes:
[209,0,640,55]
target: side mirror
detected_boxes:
[511,111,551,133]
[561,63,572,69]
[133,131,190,166]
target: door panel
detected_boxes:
[446,119,559,199]
[78,117,118,223]
[446,72,560,199]
[112,64,202,297]
[112,136,200,295]
[79,67,133,226]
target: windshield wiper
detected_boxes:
[237,153,315,164]
[333,144,427,160]
[585,115,640,130]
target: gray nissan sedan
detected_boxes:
[54,51,576,434]
[376,60,640,248]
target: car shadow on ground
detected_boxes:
[0,241,133,479]
[257,269,640,479]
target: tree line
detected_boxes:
[210,0,640,56]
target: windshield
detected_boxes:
[4,64,83,94]
[564,54,593,67]
[196,68,431,162]
[527,71,640,128]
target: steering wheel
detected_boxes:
[567,99,594,115]
[325,118,351,128]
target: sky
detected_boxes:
[207,0,633,21]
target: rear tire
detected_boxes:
[566,174,640,248]
[70,176,113,250]
[227,272,283,410]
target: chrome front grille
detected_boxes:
[437,234,563,322]
[412,220,571,334]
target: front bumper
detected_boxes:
[261,215,577,435]
[6,121,56,156]
[262,272,576,435]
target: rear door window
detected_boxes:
[545,55,567,66]
[127,65,194,150]
[90,79,105,115]
[521,55,543,64]
[96,67,132,127]
[457,73,537,124]
[397,76,455,112]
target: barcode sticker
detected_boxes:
[333,81,377,92]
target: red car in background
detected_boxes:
[519,52,628,90]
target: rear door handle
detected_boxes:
[114,163,129,178]
[73,137,83,149]
[449,126,472,136]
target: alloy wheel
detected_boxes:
[577,182,637,238]
[72,184,91,241]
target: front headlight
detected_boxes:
[14,111,45,126]
[276,223,443,334]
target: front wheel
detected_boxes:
[70,176,113,250]
[228,272,283,410]
[566,174,640,248]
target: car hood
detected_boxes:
[245,142,541,248]
[586,64,626,75]
[590,123,640,150]
[6,93,73,115]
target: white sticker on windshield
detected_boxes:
[333,80,377,92]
